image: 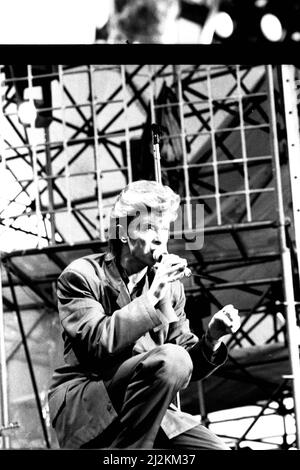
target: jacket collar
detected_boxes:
[102,253,167,334]
[102,252,128,308]
[103,251,151,309]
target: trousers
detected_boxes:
[81,344,229,450]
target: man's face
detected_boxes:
[126,210,170,266]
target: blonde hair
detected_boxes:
[111,180,180,221]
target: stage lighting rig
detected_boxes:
[211,0,300,43]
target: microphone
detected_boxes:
[153,250,192,278]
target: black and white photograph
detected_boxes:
[0,0,300,460]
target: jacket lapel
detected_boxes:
[116,284,131,309]
[102,253,168,347]
[103,254,131,308]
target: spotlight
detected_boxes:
[288,2,300,42]
[254,0,268,8]
[17,100,37,126]
[260,13,284,41]
[4,65,56,128]
[214,11,234,39]
[291,31,300,41]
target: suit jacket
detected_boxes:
[48,252,227,448]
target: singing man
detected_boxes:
[48,180,240,449]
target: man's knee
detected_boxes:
[167,424,231,450]
[154,344,193,388]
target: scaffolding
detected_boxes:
[0,64,299,449]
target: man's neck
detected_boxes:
[119,245,148,277]
[127,266,148,292]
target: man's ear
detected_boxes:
[117,224,127,243]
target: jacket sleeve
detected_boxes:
[167,281,228,381]
[57,267,165,361]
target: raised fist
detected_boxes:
[207,304,240,342]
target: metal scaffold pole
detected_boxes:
[148,65,162,184]
[267,64,300,449]
[280,65,300,287]
[0,257,10,449]
[0,67,10,448]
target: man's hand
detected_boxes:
[148,254,187,304]
[205,304,240,349]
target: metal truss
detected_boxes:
[0,64,299,449]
